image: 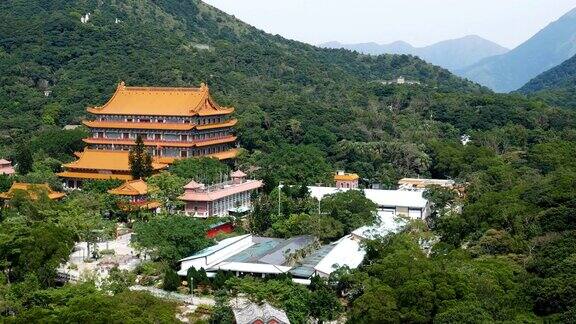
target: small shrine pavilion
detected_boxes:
[107,179,161,212]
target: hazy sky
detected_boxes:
[203,0,576,49]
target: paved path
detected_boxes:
[129,285,216,306]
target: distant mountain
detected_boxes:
[321,40,417,56]
[457,7,576,93]
[518,53,576,108]
[320,35,509,71]
[421,36,509,72]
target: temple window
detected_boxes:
[126,118,133,122]
[155,134,161,140]
[180,150,188,158]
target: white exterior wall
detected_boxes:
[409,208,423,219]
[180,258,210,273]
[210,190,254,217]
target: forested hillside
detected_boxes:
[519,53,576,108]
[1,0,576,322]
[0,0,481,154]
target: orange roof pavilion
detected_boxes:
[334,172,360,182]
[108,179,150,196]
[87,82,234,117]
[58,149,168,182]
[0,183,66,200]
[108,179,161,211]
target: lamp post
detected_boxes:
[278,181,282,216]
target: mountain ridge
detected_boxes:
[456,7,576,92]
[320,35,509,71]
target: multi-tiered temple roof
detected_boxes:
[87,82,234,117]
[59,82,239,188]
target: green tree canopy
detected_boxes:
[129,135,153,180]
[131,215,211,264]
[170,157,230,184]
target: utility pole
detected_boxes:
[278,181,282,216]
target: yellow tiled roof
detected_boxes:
[334,173,359,181]
[196,119,238,130]
[83,121,196,131]
[62,149,167,172]
[87,82,234,117]
[108,179,149,196]
[154,157,178,164]
[57,171,133,181]
[0,183,65,200]
[194,136,237,147]
[207,148,240,160]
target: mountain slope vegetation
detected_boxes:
[519,53,576,108]
[0,0,481,147]
[457,7,576,92]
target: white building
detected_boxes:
[382,76,421,85]
[312,235,365,278]
[178,233,369,284]
[308,186,430,219]
[178,235,318,278]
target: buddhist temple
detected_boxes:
[179,170,263,218]
[108,179,161,212]
[0,183,65,201]
[334,171,359,189]
[59,81,239,188]
[58,149,167,189]
[0,159,15,175]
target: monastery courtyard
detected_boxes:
[59,233,143,283]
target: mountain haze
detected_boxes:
[457,7,576,93]
[320,35,509,71]
[321,40,416,56]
